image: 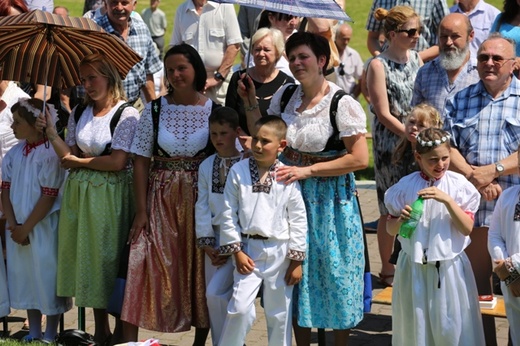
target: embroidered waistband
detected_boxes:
[152,157,203,172]
[281,147,345,166]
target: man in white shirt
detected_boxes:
[334,23,363,99]
[170,0,242,105]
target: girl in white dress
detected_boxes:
[1,98,71,342]
[0,80,28,320]
[385,128,484,346]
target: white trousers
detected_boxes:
[218,238,293,346]
[206,256,246,346]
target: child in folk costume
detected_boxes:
[1,99,71,342]
[218,116,307,346]
[195,107,249,346]
[488,148,520,345]
[385,128,484,346]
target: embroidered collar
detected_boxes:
[251,158,277,193]
[211,154,242,194]
[23,138,47,156]
[419,171,441,183]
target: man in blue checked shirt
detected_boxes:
[97,0,162,110]
[444,33,520,346]
[412,13,479,114]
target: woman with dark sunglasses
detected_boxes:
[365,5,423,288]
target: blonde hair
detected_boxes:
[415,128,451,154]
[251,27,285,62]
[80,53,126,106]
[392,103,443,164]
[374,5,419,40]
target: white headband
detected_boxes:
[416,133,451,148]
[18,98,58,125]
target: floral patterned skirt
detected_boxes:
[280,150,365,329]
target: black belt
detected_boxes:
[241,233,268,240]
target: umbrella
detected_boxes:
[215,0,351,22]
[0,9,142,89]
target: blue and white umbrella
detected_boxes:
[216,0,351,21]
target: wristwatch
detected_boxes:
[495,162,505,176]
[214,71,225,82]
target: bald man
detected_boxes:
[334,23,363,98]
[412,13,479,114]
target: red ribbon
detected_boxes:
[23,138,47,156]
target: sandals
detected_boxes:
[378,272,394,287]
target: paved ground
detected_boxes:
[1,181,511,345]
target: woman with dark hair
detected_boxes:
[40,53,139,345]
[120,44,215,345]
[239,31,369,346]
[491,0,520,56]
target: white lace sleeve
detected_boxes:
[111,106,140,153]
[130,102,154,158]
[336,95,367,138]
[65,105,80,147]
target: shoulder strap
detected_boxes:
[193,101,220,158]
[323,89,347,152]
[151,97,165,157]
[100,102,131,156]
[280,84,298,114]
[74,103,87,124]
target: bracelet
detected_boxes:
[47,133,58,142]
[245,103,260,112]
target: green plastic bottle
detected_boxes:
[399,197,424,238]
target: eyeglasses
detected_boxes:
[477,54,515,67]
[339,63,345,76]
[395,28,420,38]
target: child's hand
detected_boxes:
[10,224,30,246]
[418,186,450,204]
[399,205,412,221]
[234,251,255,275]
[203,247,228,267]
[128,211,150,244]
[284,260,302,286]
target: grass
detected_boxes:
[0,340,48,346]
[54,0,504,181]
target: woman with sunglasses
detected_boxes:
[366,5,422,288]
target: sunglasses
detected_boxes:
[339,63,345,76]
[476,54,515,67]
[395,28,420,37]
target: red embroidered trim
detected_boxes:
[1,181,10,189]
[41,187,59,197]
[464,211,475,221]
[23,138,47,156]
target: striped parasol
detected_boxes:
[0,9,142,88]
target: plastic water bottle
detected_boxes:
[399,197,424,238]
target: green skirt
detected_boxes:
[56,168,134,308]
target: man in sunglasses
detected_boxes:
[334,23,363,99]
[444,33,520,346]
[412,13,479,114]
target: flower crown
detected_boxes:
[416,133,451,148]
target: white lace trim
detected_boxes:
[131,97,212,158]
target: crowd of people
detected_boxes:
[0,0,520,345]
